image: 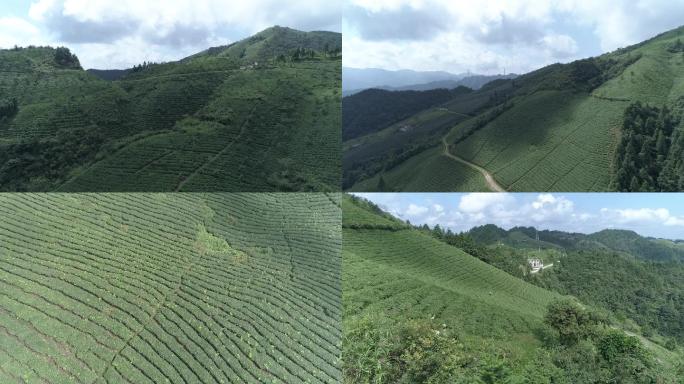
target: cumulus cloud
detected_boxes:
[405,203,429,216]
[344,0,684,74]
[0,17,43,47]
[601,208,684,227]
[1,0,340,68]
[356,193,684,239]
[458,193,513,213]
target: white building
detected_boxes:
[528,258,543,273]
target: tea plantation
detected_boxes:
[344,25,684,191]
[0,26,341,192]
[0,193,341,383]
[342,195,682,382]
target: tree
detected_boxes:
[377,175,387,192]
[54,47,80,69]
[0,98,18,119]
[544,300,603,345]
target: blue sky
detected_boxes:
[354,193,684,240]
[343,0,684,75]
[0,1,340,69]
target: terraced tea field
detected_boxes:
[0,193,341,383]
[341,196,560,365]
[0,26,341,192]
[344,25,684,192]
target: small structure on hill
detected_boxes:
[528,258,543,273]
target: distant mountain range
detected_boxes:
[343,67,515,96]
[467,224,684,262]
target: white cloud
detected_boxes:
[458,193,513,213]
[344,0,684,74]
[405,203,429,216]
[358,193,684,239]
[0,17,43,47]
[3,0,341,68]
[602,208,684,227]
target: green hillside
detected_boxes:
[0,193,341,383]
[0,26,341,192]
[468,225,684,262]
[344,26,684,192]
[343,196,682,382]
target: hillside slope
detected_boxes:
[342,196,564,381]
[0,193,341,383]
[0,26,341,192]
[343,196,682,382]
[468,225,684,262]
[345,26,684,191]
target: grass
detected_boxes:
[0,193,342,383]
[0,27,341,192]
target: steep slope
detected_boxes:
[342,196,564,381]
[342,86,472,141]
[344,80,514,190]
[0,193,341,383]
[343,197,683,382]
[345,25,684,191]
[0,27,341,192]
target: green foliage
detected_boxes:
[343,87,470,141]
[0,127,104,190]
[0,97,18,119]
[0,193,342,382]
[343,316,470,384]
[54,46,80,69]
[613,102,682,191]
[343,197,681,382]
[344,25,684,192]
[0,27,341,191]
[545,300,605,345]
[666,38,684,53]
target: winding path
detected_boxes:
[441,136,506,192]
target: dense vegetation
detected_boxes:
[0,97,18,119]
[427,223,684,354]
[0,26,341,191]
[343,80,516,190]
[466,224,684,262]
[343,196,683,382]
[342,87,471,141]
[344,25,684,191]
[0,193,341,383]
[614,102,684,191]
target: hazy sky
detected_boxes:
[343,0,684,75]
[354,193,684,240]
[0,0,341,69]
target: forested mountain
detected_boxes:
[342,86,472,141]
[0,26,341,192]
[343,73,516,95]
[466,224,684,262]
[344,25,684,192]
[343,195,683,383]
[342,67,463,94]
